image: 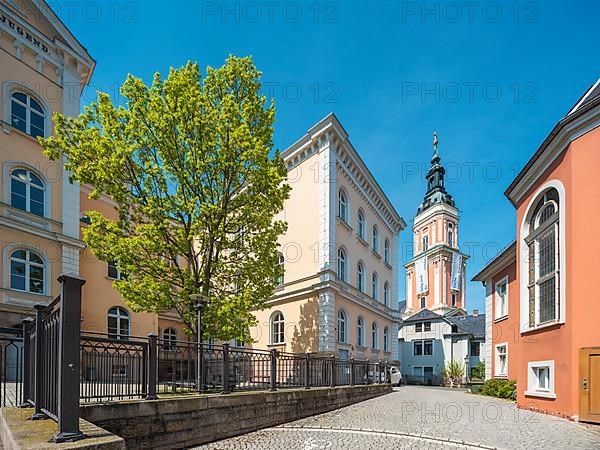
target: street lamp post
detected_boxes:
[191,294,209,393]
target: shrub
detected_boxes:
[471,361,485,380]
[440,360,465,388]
[480,378,516,400]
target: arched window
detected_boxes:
[371,272,379,300]
[10,249,44,294]
[383,327,390,352]
[371,322,378,349]
[270,311,285,344]
[337,310,347,343]
[451,293,457,307]
[338,189,348,222]
[420,297,426,309]
[277,252,285,286]
[108,307,130,339]
[422,234,429,252]
[383,281,390,307]
[526,188,560,326]
[357,317,364,347]
[384,239,391,264]
[357,209,366,240]
[372,225,379,252]
[11,92,45,138]
[357,261,365,292]
[10,168,45,217]
[447,223,454,246]
[163,328,177,350]
[337,248,347,282]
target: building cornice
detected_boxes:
[404,244,470,269]
[282,113,406,234]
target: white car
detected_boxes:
[388,366,402,386]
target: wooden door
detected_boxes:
[579,348,600,423]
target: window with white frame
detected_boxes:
[270,311,285,344]
[337,248,347,282]
[357,209,366,240]
[526,188,560,327]
[277,252,284,286]
[495,276,508,320]
[11,92,45,138]
[494,343,508,377]
[371,322,378,349]
[447,222,454,246]
[163,327,177,350]
[357,261,365,292]
[372,225,379,252]
[108,307,130,339]
[338,189,348,223]
[357,316,364,347]
[108,261,127,280]
[337,310,347,343]
[526,360,555,398]
[384,239,391,264]
[10,249,44,294]
[383,281,390,307]
[413,339,433,356]
[371,272,379,300]
[422,234,429,252]
[10,168,45,217]
[383,327,390,352]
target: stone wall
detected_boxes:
[81,384,391,450]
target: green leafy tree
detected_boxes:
[41,56,290,341]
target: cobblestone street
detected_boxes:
[197,386,600,449]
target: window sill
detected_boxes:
[494,315,509,324]
[525,390,556,399]
[384,261,392,270]
[356,235,369,247]
[494,374,508,379]
[337,217,353,232]
[371,250,382,260]
[267,343,286,348]
[521,321,564,335]
[6,287,49,298]
[0,121,47,142]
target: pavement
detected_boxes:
[196,386,600,449]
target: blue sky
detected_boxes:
[56,0,599,314]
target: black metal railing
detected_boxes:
[0,327,23,408]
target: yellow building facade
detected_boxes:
[0,2,405,363]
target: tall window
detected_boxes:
[357,262,365,292]
[357,209,366,240]
[10,249,44,294]
[270,312,285,344]
[495,343,507,377]
[337,248,347,282]
[11,92,45,138]
[371,272,379,300]
[383,327,390,352]
[337,310,347,343]
[338,189,348,222]
[10,169,45,217]
[371,322,378,349]
[384,239,391,264]
[447,223,454,246]
[372,225,379,252]
[277,253,285,286]
[451,293,457,307]
[495,277,508,319]
[420,297,426,309]
[470,341,481,357]
[526,188,559,326]
[422,235,429,252]
[163,328,177,350]
[357,317,364,347]
[108,307,130,339]
[383,281,390,307]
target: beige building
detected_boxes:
[249,114,406,361]
[0,2,405,363]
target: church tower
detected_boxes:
[404,133,468,317]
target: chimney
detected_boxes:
[472,309,479,316]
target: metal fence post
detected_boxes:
[304,353,311,389]
[19,318,33,408]
[378,361,382,384]
[330,356,335,388]
[384,361,388,384]
[147,333,158,400]
[270,349,277,391]
[30,304,46,420]
[350,358,355,386]
[221,344,231,394]
[53,274,86,443]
